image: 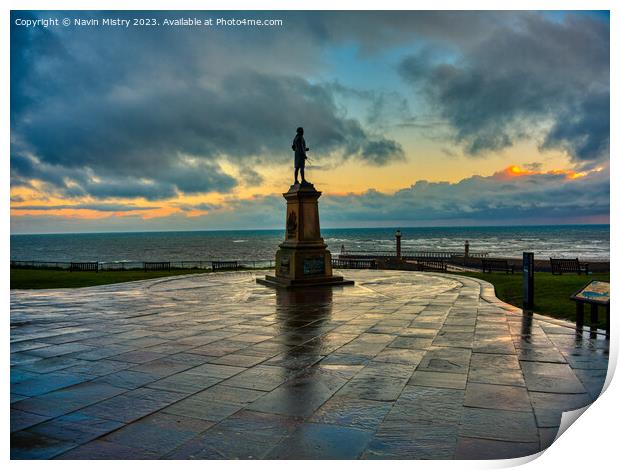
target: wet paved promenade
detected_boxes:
[11,270,609,459]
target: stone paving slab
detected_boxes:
[10,270,609,460]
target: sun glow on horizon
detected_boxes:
[498,164,602,181]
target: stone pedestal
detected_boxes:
[257,182,353,288]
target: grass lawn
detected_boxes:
[460,271,610,327]
[10,268,213,289]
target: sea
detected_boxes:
[10,225,610,263]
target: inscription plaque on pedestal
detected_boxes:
[303,256,325,275]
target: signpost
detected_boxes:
[523,252,534,310]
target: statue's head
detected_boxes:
[296,127,304,135]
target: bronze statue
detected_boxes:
[292,127,309,184]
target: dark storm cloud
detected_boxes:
[541,91,610,165]
[10,153,179,200]
[11,11,404,201]
[13,69,404,178]
[13,203,160,212]
[171,201,222,212]
[241,166,264,187]
[399,13,609,164]
[361,139,405,166]
[326,81,413,130]
[314,11,512,53]
[68,178,179,201]
[10,12,68,120]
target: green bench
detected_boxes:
[212,261,239,271]
[69,262,98,272]
[481,258,515,274]
[143,262,171,272]
[550,258,589,275]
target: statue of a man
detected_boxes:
[292,127,309,184]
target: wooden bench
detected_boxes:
[143,262,171,272]
[550,258,589,275]
[333,258,377,269]
[69,262,98,272]
[212,261,239,271]
[417,258,447,273]
[481,258,515,274]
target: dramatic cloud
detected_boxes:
[314,11,513,53]
[399,13,609,164]
[13,203,160,212]
[11,11,404,201]
[320,165,609,225]
[327,81,413,131]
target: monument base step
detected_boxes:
[256,274,354,289]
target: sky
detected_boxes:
[10,10,610,233]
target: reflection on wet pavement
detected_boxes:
[10,270,609,459]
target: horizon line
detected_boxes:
[10,222,611,237]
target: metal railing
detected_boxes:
[332,258,378,269]
[12,249,486,272]
[338,250,488,260]
[11,260,72,269]
[11,259,275,271]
